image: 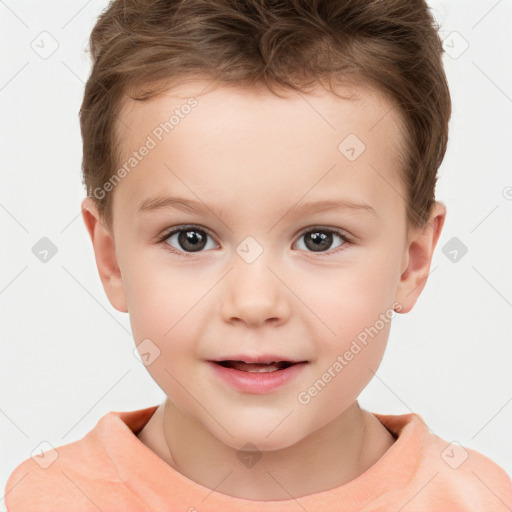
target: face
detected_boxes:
[85,79,438,451]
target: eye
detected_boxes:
[157,225,217,256]
[157,225,352,257]
[294,227,350,255]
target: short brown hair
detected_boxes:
[80,0,451,232]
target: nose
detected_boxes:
[220,254,291,327]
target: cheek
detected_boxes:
[295,323,390,436]
[293,257,397,338]
[291,248,399,378]
[123,260,218,393]
[124,262,208,400]
[122,251,205,335]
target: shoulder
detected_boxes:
[3,412,152,512]
[4,436,121,512]
[373,412,512,511]
[4,406,160,511]
[414,427,512,511]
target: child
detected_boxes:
[4,0,511,510]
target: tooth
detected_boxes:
[246,366,280,373]
[229,361,283,372]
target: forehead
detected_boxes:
[118,78,403,142]
[113,79,406,219]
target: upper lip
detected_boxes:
[208,354,307,364]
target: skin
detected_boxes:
[82,78,445,501]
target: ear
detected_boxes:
[394,201,446,314]
[81,197,128,313]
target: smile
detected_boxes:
[208,360,308,394]
[215,360,295,372]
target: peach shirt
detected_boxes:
[5,405,512,511]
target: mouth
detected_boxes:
[207,358,309,393]
[213,360,298,373]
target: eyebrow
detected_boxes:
[137,195,376,219]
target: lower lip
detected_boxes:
[207,361,308,394]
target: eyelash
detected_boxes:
[156,224,353,258]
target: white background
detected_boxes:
[1,0,511,507]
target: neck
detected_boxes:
[156,398,395,501]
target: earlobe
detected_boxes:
[81,197,128,313]
[394,202,446,313]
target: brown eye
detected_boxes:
[162,226,216,254]
[295,228,348,254]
